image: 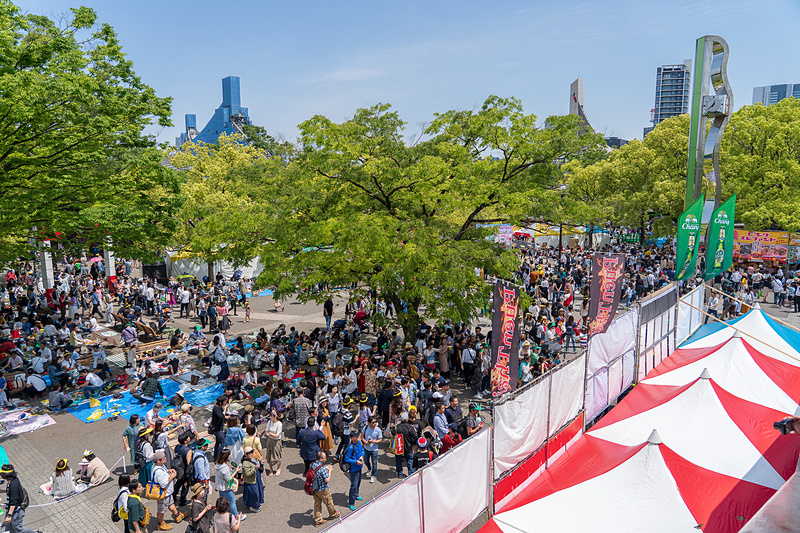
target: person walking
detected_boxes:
[362,416,382,483]
[151,450,185,530]
[298,417,327,475]
[0,464,40,533]
[391,412,418,478]
[241,446,264,513]
[323,298,334,331]
[343,431,364,510]
[126,480,146,533]
[310,451,340,527]
[122,415,140,473]
[211,496,242,533]
[187,483,214,533]
[113,474,131,533]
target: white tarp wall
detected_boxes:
[422,428,492,533]
[676,284,706,346]
[585,309,638,423]
[494,355,585,479]
[325,428,491,533]
[637,284,680,382]
[165,252,264,281]
[324,473,423,533]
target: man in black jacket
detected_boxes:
[0,464,40,533]
[391,412,418,478]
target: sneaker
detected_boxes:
[239,514,247,521]
[356,496,363,500]
[173,512,185,523]
[157,522,173,531]
[349,505,356,511]
[370,476,376,483]
[249,508,261,513]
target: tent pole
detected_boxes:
[544,371,553,468]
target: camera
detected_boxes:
[774,419,794,435]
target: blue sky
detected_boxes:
[17,0,800,144]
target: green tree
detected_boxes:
[250,96,604,340]
[721,98,800,231]
[0,2,178,263]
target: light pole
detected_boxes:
[558,184,568,269]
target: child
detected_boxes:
[244,301,251,323]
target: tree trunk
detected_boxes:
[387,292,420,343]
[207,261,214,282]
[639,216,646,246]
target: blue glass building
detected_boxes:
[176,76,252,146]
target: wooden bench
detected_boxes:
[110,312,127,328]
[134,339,170,357]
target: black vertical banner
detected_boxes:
[491,279,520,397]
[588,253,627,337]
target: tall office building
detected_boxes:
[643,59,691,138]
[752,84,800,106]
[176,76,252,146]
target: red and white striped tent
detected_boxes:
[482,310,800,533]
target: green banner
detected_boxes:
[675,196,704,280]
[705,194,736,280]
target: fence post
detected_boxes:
[633,302,642,383]
[544,371,553,468]
[582,346,590,430]
[419,469,426,533]
[490,412,496,517]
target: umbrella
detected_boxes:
[88,257,102,263]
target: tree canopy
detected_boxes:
[233,96,605,339]
[0,1,179,263]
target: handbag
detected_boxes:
[144,467,167,500]
[209,363,221,377]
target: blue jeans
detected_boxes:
[395,452,413,476]
[219,489,238,516]
[364,449,379,478]
[348,468,362,506]
[325,315,332,330]
[8,508,36,533]
[82,385,103,398]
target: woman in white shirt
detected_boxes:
[342,364,357,396]
[244,367,258,390]
[262,409,283,476]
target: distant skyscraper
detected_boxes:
[644,59,691,138]
[569,78,592,132]
[176,76,252,146]
[752,84,800,106]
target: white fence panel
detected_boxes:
[548,355,585,435]
[493,377,550,478]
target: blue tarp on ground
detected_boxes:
[244,289,273,298]
[66,378,224,424]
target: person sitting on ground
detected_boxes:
[80,368,104,399]
[3,351,24,373]
[131,371,163,404]
[80,450,110,486]
[23,368,47,398]
[51,458,76,498]
[47,383,73,411]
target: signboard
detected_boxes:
[675,196,704,280]
[495,224,513,246]
[705,195,735,280]
[588,254,626,337]
[732,230,789,263]
[789,234,800,265]
[490,280,520,397]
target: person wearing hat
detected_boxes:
[169,389,185,408]
[412,437,437,470]
[465,402,484,438]
[145,401,164,427]
[191,438,212,494]
[343,430,364,510]
[151,449,186,530]
[188,482,214,533]
[1,464,40,533]
[334,395,356,461]
[241,446,264,513]
[51,458,76,498]
[81,450,110,487]
[137,427,155,485]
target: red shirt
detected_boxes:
[441,433,463,454]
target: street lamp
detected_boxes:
[558,184,568,268]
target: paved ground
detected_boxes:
[7,289,492,533]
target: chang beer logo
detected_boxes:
[714,211,730,227]
[681,214,700,232]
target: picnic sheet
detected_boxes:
[66,377,224,424]
[0,411,57,436]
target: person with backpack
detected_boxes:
[136,427,155,486]
[112,474,131,533]
[192,438,212,494]
[0,464,38,533]
[391,412,418,478]
[173,433,194,507]
[127,480,147,533]
[308,451,340,527]
[342,431,364,511]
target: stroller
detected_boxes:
[353,310,371,333]
[421,426,442,455]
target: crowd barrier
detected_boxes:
[323,427,492,533]
[325,282,708,532]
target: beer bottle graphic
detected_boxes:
[678,234,696,278]
[714,227,726,269]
